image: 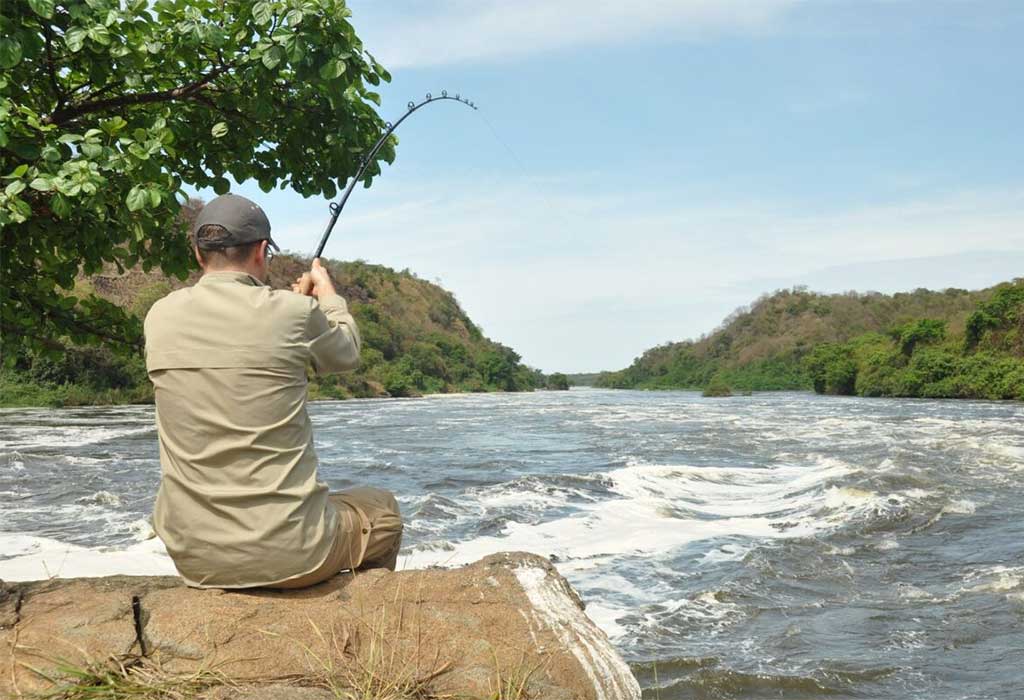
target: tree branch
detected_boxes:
[44,64,230,126]
[42,24,67,110]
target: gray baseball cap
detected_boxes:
[193,193,280,251]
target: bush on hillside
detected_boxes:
[702,376,733,397]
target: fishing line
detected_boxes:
[473,108,581,235]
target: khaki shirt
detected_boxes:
[144,271,361,588]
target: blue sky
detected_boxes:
[217,0,1024,373]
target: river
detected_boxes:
[1,389,1022,698]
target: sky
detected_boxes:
[214,0,1024,373]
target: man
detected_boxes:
[144,193,402,589]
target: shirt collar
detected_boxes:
[197,271,266,287]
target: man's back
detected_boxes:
[145,270,360,588]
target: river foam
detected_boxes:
[0,534,175,581]
[400,456,927,572]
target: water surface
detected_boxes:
[2,389,1022,698]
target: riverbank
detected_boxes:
[0,371,570,409]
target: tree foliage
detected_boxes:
[545,372,569,391]
[800,282,1024,400]
[804,343,856,395]
[1,0,392,361]
[596,285,992,393]
[891,318,946,356]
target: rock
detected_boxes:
[0,579,21,630]
[0,553,640,699]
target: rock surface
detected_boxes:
[0,552,640,699]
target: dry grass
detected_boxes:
[32,655,229,700]
[279,605,451,700]
[24,639,535,700]
[485,650,543,700]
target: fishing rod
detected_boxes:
[313,91,478,259]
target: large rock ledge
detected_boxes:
[0,552,640,699]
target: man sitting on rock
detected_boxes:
[144,193,403,589]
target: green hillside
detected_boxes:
[0,255,546,407]
[594,283,1024,399]
[805,282,1024,399]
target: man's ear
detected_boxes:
[255,240,269,267]
[194,245,207,270]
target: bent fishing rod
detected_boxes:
[313,91,478,259]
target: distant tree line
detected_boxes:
[595,282,1024,401]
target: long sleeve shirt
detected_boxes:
[144,270,360,588]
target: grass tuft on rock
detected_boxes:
[36,656,228,699]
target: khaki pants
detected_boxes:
[272,487,404,589]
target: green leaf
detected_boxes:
[7,164,29,178]
[286,8,303,25]
[9,141,40,160]
[0,38,22,69]
[29,177,54,192]
[58,133,84,144]
[128,143,149,160]
[0,127,6,148]
[213,176,230,194]
[5,180,26,196]
[211,122,228,138]
[88,25,112,46]
[28,0,55,18]
[148,188,162,207]
[11,198,31,219]
[41,145,61,161]
[252,1,272,25]
[261,45,284,70]
[99,116,128,135]
[126,186,147,211]
[283,35,305,62]
[319,58,345,81]
[65,27,87,53]
[51,193,71,218]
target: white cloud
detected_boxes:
[350,0,801,68]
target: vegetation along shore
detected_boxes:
[8,268,1024,407]
[593,280,1024,401]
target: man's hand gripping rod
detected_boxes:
[313,92,478,259]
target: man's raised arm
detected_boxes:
[297,259,361,374]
